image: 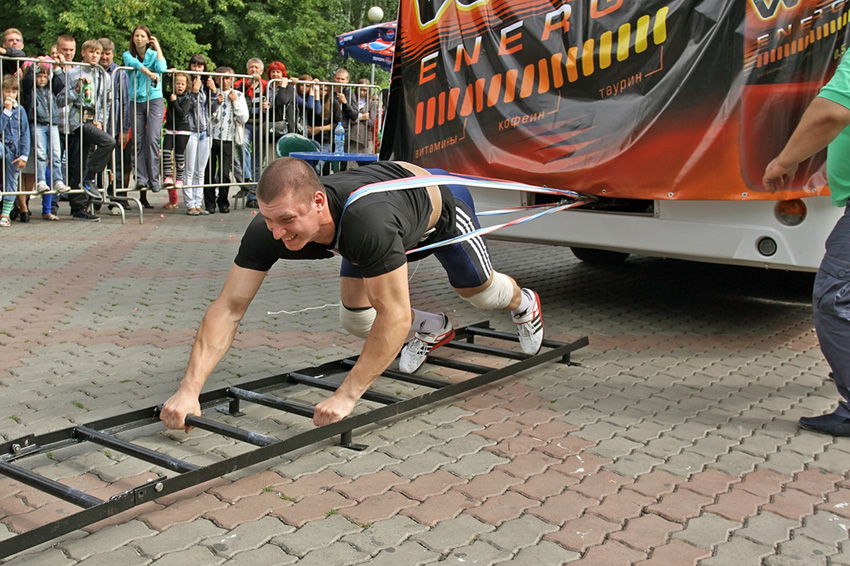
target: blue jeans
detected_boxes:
[1,145,20,201]
[242,123,261,200]
[813,205,850,417]
[34,124,64,185]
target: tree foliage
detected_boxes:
[7,0,398,84]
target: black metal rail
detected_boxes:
[0,322,587,559]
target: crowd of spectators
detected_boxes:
[0,27,383,224]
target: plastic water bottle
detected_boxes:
[333,122,345,154]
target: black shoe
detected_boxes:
[799,412,850,436]
[206,208,216,214]
[245,199,259,209]
[9,207,19,221]
[72,211,100,222]
[219,205,230,213]
[18,210,31,223]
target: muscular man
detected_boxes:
[763,52,850,436]
[161,158,544,429]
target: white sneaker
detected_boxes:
[398,313,455,374]
[110,207,122,216]
[512,289,544,354]
[36,181,50,193]
[53,181,70,193]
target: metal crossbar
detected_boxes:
[0,322,587,559]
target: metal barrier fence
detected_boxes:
[1,54,383,220]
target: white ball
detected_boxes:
[367,6,384,23]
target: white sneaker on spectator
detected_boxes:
[512,289,544,354]
[398,313,454,374]
[53,181,70,193]
[36,181,50,193]
[110,207,122,216]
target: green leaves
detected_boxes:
[8,0,396,84]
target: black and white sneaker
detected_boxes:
[512,289,544,354]
[398,313,455,374]
[72,211,100,222]
[81,178,101,199]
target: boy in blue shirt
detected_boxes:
[1,75,29,227]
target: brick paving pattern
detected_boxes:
[1,193,849,564]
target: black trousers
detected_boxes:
[206,138,233,210]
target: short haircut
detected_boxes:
[3,28,22,42]
[2,75,18,91]
[247,57,263,67]
[216,66,234,75]
[257,157,324,204]
[267,60,287,78]
[98,37,115,51]
[56,34,75,45]
[173,71,190,83]
[81,39,102,52]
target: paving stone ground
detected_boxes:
[1,191,849,565]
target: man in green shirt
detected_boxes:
[763,53,850,436]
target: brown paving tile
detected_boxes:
[271,490,356,528]
[498,381,539,398]
[340,491,418,524]
[705,490,766,522]
[537,434,595,459]
[16,487,55,509]
[455,391,506,412]
[498,395,545,413]
[472,420,525,441]
[679,469,739,498]
[527,491,597,526]
[487,434,547,458]
[528,419,580,440]
[510,469,578,500]
[574,540,647,566]
[453,471,523,500]
[763,488,824,521]
[647,490,714,523]
[494,450,560,479]
[5,501,82,534]
[736,469,791,498]
[543,513,621,553]
[394,470,465,501]
[816,488,850,518]
[207,470,290,503]
[464,491,539,526]
[610,514,684,552]
[140,493,228,530]
[275,470,350,501]
[551,452,614,479]
[0,496,35,523]
[591,489,655,525]
[511,408,562,427]
[570,471,632,500]
[204,491,291,530]
[334,470,408,501]
[625,470,686,499]
[401,491,476,526]
[635,540,712,566]
[0,478,23,500]
[463,407,518,426]
[788,468,843,497]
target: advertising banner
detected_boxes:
[382,0,850,200]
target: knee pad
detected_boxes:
[339,304,376,338]
[464,271,514,310]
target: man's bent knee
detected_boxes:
[340,304,376,338]
[463,271,514,310]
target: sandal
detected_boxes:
[42,213,59,221]
[0,216,10,227]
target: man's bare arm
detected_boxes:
[313,264,411,426]
[763,97,850,191]
[160,264,266,430]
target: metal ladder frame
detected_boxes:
[0,322,587,559]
